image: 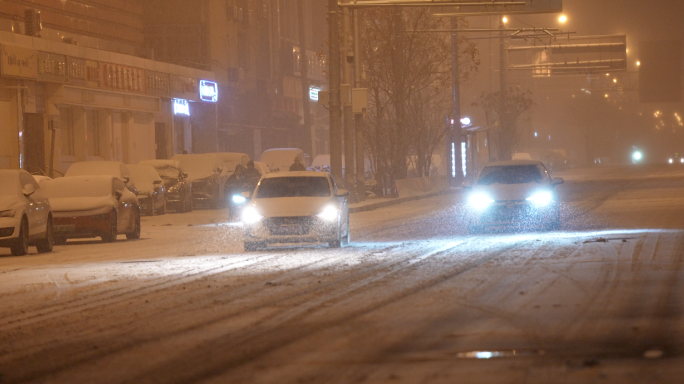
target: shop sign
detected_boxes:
[199,80,218,102]
[309,86,321,101]
[173,99,190,116]
[101,63,146,93]
[37,52,67,83]
[1,44,37,79]
[66,56,87,86]
[170,75,199,101]
[147,70,170,97]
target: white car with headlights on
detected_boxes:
[463,160,564,233]
[241,171,350,251]
[0,170,53,256]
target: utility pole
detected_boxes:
[342,4,356,199]
[328,0,343,182]
[353,10,366,201]
[297,0,314,159]
[450,17,462,185]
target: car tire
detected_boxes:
[36,216,54,253]
[126,208,141,240]
[101,211,118,243]
[10,217,29,256]
[244,241,264,252]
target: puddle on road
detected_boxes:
[455,350,546,359]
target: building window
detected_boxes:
[59,108,75,156]
[86,110,100,157]
[238,33,248,70]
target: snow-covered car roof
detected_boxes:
[65,161,129,180]
[139,159,183,169]
[260,148,304,168]
[32,175,53,185]
[127,164,162,194]
[42,175,114,198]
[171,154,222,182]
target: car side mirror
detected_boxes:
[552,177,564,186]
[241,191,251,199]
[336,189,350,197]
[22,184,36,196]
[153,180,162,185]
[182,172,189,179]
[115,190,123,200]
[216,166,223,173]
[123,176,130,184]
[461,181,472,190]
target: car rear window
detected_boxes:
[477,165,544,185]
[256,177,331,198]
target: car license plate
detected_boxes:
[55,225,76,232]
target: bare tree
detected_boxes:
[361,8,479,195]
[473,87,534,161]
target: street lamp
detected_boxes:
[502,16,508,24]
[558,15,567,23]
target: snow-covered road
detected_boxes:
[1,165,684,383]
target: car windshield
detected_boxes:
[256,177,331,198]
[477,165,544,185]
[0,175,19,196]
[154,165,181,179]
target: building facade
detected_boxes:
[0,1,217,174]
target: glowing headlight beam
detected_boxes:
[469,193,495,210]
[232,195,247,204]
[317,205,339,221]
[241,206,263,224]
[526,191,553,207]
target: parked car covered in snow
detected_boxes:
[242,171,350,251]
[65,161,136,194]
[128,164,166,216]
[43,176,140,244]
[0,170,53,256]
[171,153,226,209]
[139,159,193,212]
[260,148,307,173]
[462,160,564,233]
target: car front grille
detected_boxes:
[263,217,316,236]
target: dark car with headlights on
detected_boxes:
[128,164,166,216]
[43,176,141,244]
[242,171,350,251]
[139,160,192,213]
[463,160,564,233]
[171,154,226,209]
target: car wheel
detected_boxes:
[126,208,141,240]
[10,217,29,256]
[101,211,118,243]
[36,216,54,253]
[244,241,264,252]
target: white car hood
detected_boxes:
[49,196,116,212]
[473,182,549,201]
[0,195,22,211]
[254,197,333,217]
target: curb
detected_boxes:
[349,188,460,214]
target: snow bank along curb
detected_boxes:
[349,188,459,214]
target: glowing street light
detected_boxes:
[632,151,643,163]
[558,15,567,23]
[637,60,641,66]
[502,16,508,24]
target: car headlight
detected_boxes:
[669,158,674,164]
[317,205,339,221]
[0,209,15,218]
[469,193,494,210]
[242,206,263,224]
[232,195,247,204]
[526,191,553,207]
[681,158,684,164]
